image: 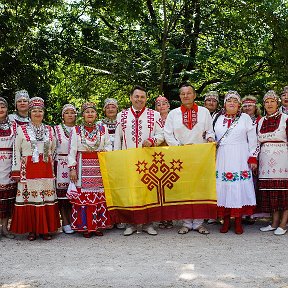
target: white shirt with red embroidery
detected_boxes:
[114,107,164,150]
[164,106,214,145]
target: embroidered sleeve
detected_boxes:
[114,112,123,150]
[204,109,215,141]
[102,125,112,151]
[246,115,260,159]
[67,126,78,167]
[150,111,164,146]
[50,126,57,158]
[164,111,181,146]
[12,126,23,172]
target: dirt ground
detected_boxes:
[0,219,288,288]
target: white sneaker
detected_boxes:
[62,224,74,234]
[274,227,287,236]
[142,225,157,235]
[260,225,277,232]
[123,225,137,236]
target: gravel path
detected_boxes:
[1,220,288,288]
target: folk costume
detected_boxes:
[10,97,60,236]
[54,105,76,206]
[8,90,30,125]
[0,98,17,223]
[164,103,214,233]
[214,91,259,234]
[67,102,112,233]
[257,95,288,215]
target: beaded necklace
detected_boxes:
[80,124,101,151]
[0,117,11,131]
[61,123,72,139]
[265,111,280,120]
[14,112,29,123]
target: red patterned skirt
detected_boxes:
[70,151,111,232]
[10,155,60,234]
[257,179,288,213]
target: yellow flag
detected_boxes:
[99,143,217,224]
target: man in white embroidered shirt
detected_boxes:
[114,85,164,236]
[164,82,215,235]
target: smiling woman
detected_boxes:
[8,90,30,125]
[213,91,259,234]
[67,102,112,238]
[257,90,288,236]
[10,97,60,241]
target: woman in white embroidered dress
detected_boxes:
[11,97,60,241]
[213,91,258,234]
[68,102,112,238]
[8,90,30,125]
[0,97,17,239]
[54,104,77,234]
[258,91,288,236]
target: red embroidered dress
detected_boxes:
[10,124,60,234]
[257,113,288,212]
[0,120,17,218]
[67,122,112,232]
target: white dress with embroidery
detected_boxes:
[114,107,164,150]
[214,113,258,209]
[54,124,73,199]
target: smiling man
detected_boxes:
[114,85,164,236]
[164,82,215,235]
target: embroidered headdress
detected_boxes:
[263,90,279,102]
[155,96,169,105]
[224,90,241,104]
[204,91,219,102]
[0,97,8,107]
[242,95,257,107]
[103,98,118,110]
[15,90,30,106]
[62,104,77,117]
[29,97,45,111]
[81,102,97,114]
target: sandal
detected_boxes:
[159,221,167,229]
[27,233,36,241]
[165,221,173,229]
[178,226,191,234]
[195,225,210,235]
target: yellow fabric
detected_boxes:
[99,143,216,211]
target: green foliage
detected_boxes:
[0,0,287,123]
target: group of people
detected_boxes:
[0,84,287,241]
